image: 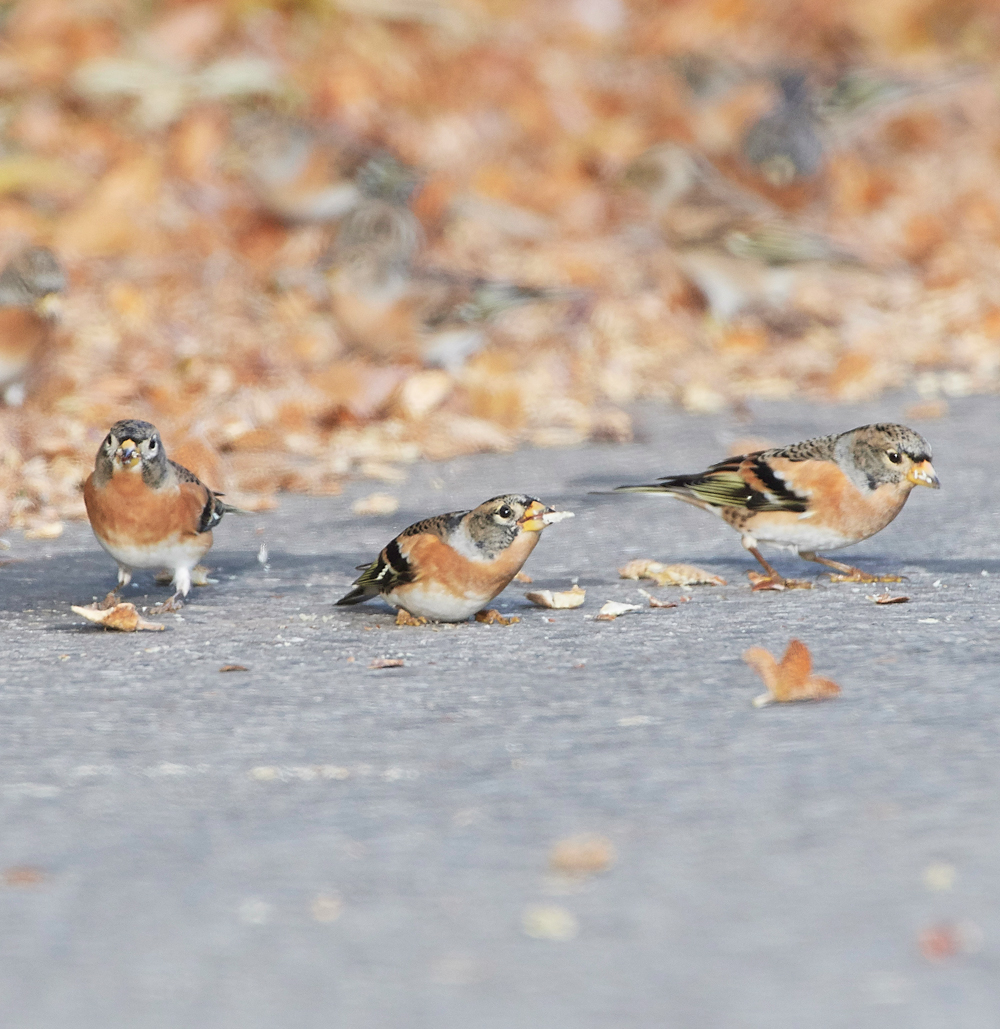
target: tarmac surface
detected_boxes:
[2,395,999,1028]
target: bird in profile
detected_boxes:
[610,423,939,588]
[0,246,65,406]
[623,142,858,318]
[84,419,243,611]
[337,494,571,622]
[228,111,359,223]
[417,273,587,372]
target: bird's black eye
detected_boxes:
[498,504,513,519]
[887,451,902,464]
[148,439,157,453]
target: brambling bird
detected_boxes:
[742,72,824,186]
[418,271,587,372]
[0,246,65,406]
[228,111,359,224]
[325,152,423,300]
[337,494,568,621]
[84,419,242,610]
[623,143,858,319]
[612,423,939,587]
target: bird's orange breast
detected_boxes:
[402,529,540,601]
[84,471,210,546]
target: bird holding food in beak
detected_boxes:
[336,494,573,621]
[83,419,242,611]
[610,423,939,588]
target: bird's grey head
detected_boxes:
[95,419,169,487]
[841,423,939,491]
[465,494,552,557]
[0,246,65,306]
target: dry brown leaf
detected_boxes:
[829,572,905,583]
[475,609,520,625]
[525,585,585,609]
[219,664,249,673]
[743,639,841,706]
[747,571,813,591]
[3,865,45,887]
[369,658,404,669]
[867,593,909,604]
[919,924,961,962]
[549,835,616,878]
[395,609,429,626]
[71,602,165,632]
[641,589,677,608]
[619,560,726,586]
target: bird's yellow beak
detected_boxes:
[115,439,140,469]
[517,500,554,532]
[36,293,62,319]
[907,460,940,489]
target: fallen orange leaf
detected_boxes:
[743,639,841,706]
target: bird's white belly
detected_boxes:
[96,535,208,572]
[753,517,857,554]
[0,353,28,389]
[386,582,487,622]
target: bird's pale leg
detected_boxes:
[150,567,189,614]
[99,566,131,608]
[747,546,782,579]
[742,538,812,591]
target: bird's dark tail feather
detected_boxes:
[335,586,375,606]
[589,484,687,495]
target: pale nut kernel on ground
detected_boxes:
[525,585,585,609]
[618,560,726,586]
[71,602,165,632]
[522,904,579,941]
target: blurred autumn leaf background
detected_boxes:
[1,0,999,533]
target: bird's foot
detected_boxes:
[395,609,429,626]
[827,570,906,584]
[156,565,215,587]
[747,571,813,592]
[475,608,520,625]
[149,595,184,614]
[96,590,121,610]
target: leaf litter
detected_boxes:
[3,3,1000,536]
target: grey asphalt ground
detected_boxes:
[2,395,999,1029]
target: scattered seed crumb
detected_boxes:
[549,835,615,878]
[522,904,579,941]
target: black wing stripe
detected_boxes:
[383,538,411,580]
[746,458,807,511]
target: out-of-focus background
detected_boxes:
[1,0,998,533]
